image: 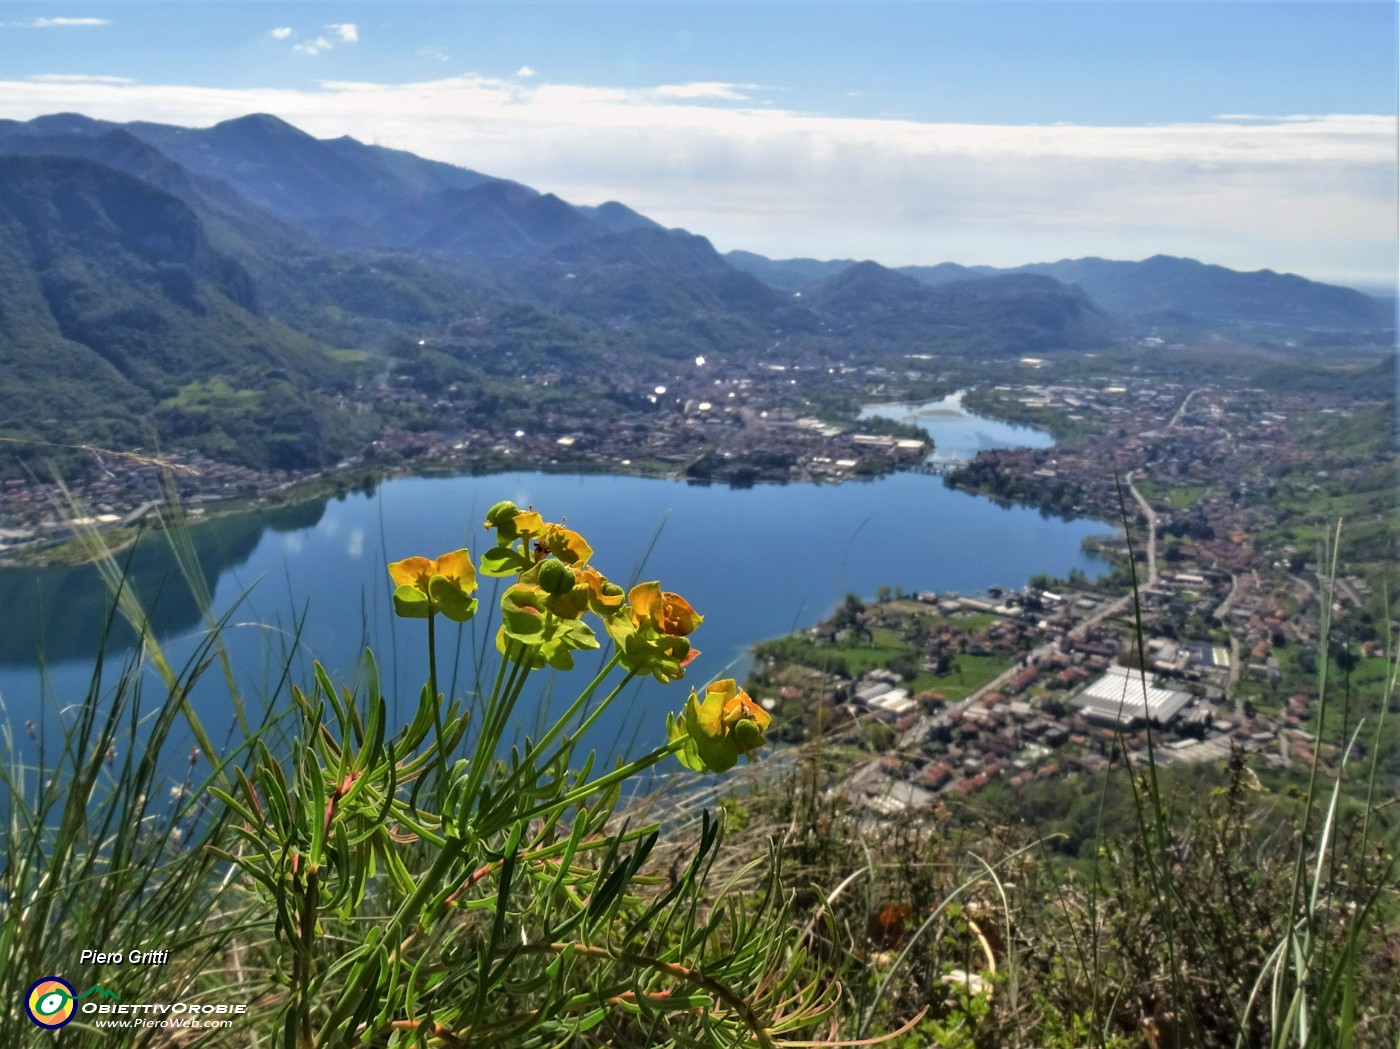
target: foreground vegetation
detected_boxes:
[1,499,1395,1047]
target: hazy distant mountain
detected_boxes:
[724,250,862,292]
[897,262,1001,286]
[804,261,1111,350]
[122,113,505,226]
[1008,255,1392,330]
[361,182,602,261]
[731,248,1388,331]
[576,201,665,234]
[518,227,799,356]
[107,114,672,268]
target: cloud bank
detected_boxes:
[0,71,1391,283]
[8,16,110,28]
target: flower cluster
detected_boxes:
[668,679,772,773]
[387,500,772,773]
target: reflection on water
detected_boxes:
[860,391,1054,465]
[0,406,1109,764]
[0,498,327,667]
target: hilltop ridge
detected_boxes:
[0,111,1390,480]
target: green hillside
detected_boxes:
[0,155,366,473]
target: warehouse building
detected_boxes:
[1072,664,1192,728]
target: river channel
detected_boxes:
[0,399,1107,762]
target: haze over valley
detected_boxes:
[0,110,1390,486]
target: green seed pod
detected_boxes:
[484,500,523,538]
[538,558,578,596]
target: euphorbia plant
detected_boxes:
[211,500,834,1049]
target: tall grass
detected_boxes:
[716,498,1397,1048]
[0,537,285,1046]
[0,494,852,1047]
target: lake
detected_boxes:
[0,401,1108,763]
[860,390,1055,465]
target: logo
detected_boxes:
[25,980,122,1029]
[25,978,76,1029]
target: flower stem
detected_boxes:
[458,639,534,817]
[557,669,637,752]
[516,653,624,763]
[490,661,634,806]
[426,606,450,785]
[513,739,686,826]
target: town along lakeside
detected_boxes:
[0,394,1113,781]
[0,384,936,569]
[6,366,1388,797]
[748,377,1398,815]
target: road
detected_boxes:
[834,386,1200,803]
[117,500,160,528]
[1168,387,1206,429]
[1125,476,1159,589]
[1229,635,1243,717]
[1318,572,1363,609]
[1213,572,1241,622]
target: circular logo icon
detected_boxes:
[26,977,76,1028]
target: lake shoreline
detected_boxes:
[0,448,942,571]
[1,396,962,571]
[0,414,1116,767]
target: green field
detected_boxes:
[161,377,261,412]
[755,626,1015,702]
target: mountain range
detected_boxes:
[0,111,1389,475]
[725,251,1391,331]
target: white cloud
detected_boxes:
[28,74,135,85]
[515,65,536,78]
[269,27,293,41]
[16,17,110,28]
[0,73,1391,283]
[654,82,754,101]
[293,36,333,56]
[286,23,356,54]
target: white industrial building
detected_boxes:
[1072,664,1192,728]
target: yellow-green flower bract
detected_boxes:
[387,550,478,622]
[668,679,772,773]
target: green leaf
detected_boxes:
[480,544,531,577]
[428,574,478,622]
[667,712,708,773]
[391,584,431,618]
[562,618,599,651]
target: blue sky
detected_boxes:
[0,3,1395,286]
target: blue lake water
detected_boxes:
[861,390,1054,464]
[0,401,1108,764]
